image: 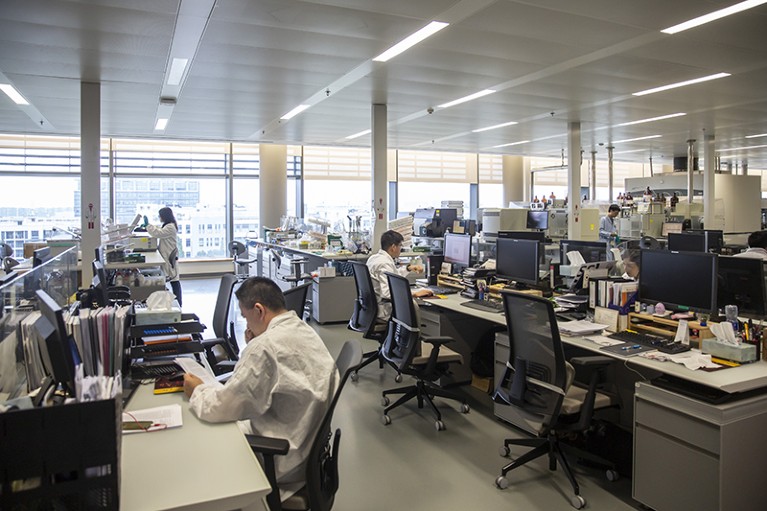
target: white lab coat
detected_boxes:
[189,311,339,500]
[732,247,767,260]
[366,249,410,321]
[146,223,179,281]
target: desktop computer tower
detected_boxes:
[426,254,444,285]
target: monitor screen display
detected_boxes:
[717,256,766,319]
[667,232,707,253]
[559,240,608,265]
[526,210,549,230]
[639,250,718,313]
[35,290,79,396]
[496,238,539,286]
[443,233,471,267]
[497,230,546,242]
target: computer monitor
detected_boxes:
[639,250,718,314]
[559,240,608,265]
[34,289,79,396]
[686,229,724,253]
[32,246,52,267]
[667,232,706,253]
[443,233,472,272]
[526,210,549,230]
[497,230,546,242]
[496,238,540,288]
[717,256,766,319]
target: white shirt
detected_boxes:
[366,249,410,321]
[146,223,180,281]
[732,247,767,260]
[598,215,616,243]
[189,311,339,499]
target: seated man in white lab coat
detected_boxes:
[183,276,339,501]
[366,229,432,321]
[733,230,767,260]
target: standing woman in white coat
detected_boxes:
[146,206,182,306]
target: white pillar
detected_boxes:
[607,146,614,202]
[590,150,597,201]
[80,82,100,286]
[703,132,716,229]
[501,155,524,206]
[372,104,388,251]
[567,122,581,239]
[687,139,696,203]
[259,144,287,235]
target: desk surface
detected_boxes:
[421,293,767,394]
[122,385,270,511]
[105,250,165,270]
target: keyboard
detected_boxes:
[421,285,461,295]
[461,299,504,313]
[607,331,691,354]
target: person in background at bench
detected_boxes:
[367,230,432,321]
[183,276,339,501]
[733,230,767,261]
[145,206,182,306]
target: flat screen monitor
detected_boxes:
[717,256,766,319]
[443,233,472,269]
[498,230,546,242]
[667,232,706,253]
[32,246,51,267]
[639,250,718,314]
[496,238,540,287]
[35,289,79,396]
[526,210,549,230]
[686,229,724,253]
[559,240,608,265]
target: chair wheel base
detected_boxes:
[381,396,390,406]
[350,372,359,382]
[495,476,509,489]
[460,403,470,413]
[570,495,586,509]
[499,446,510,457]
[606,469,620,482]
[435,420,445,431]
[381,414,391,425]
[394,374,403,383]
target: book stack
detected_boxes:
[460,267,495,299]
[588,277,638,312]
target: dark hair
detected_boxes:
[380,230,404,250]
[158,207,178,230]
[747,230,767,249]
[608,204,620,213]
[621,248,641,265]
[235,276,286,311]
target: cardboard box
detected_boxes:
[471,374,492,394]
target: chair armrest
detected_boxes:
[569,356,613,367]
[246,434,290,456]
[420,336,455,374]
[421,336,453,346]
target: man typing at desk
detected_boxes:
[183,277,339,501]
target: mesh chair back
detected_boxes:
[348,262,380,338]
[1,243,13,258]
[212,274,238,349]
[305,339,363,511]
[229,240,247,258]
[380,272,421,368]
[283,281,311,319]
[494,291,567,434]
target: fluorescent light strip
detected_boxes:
[166,58,189,86]
[346,129,371,140]
[472,121,518,133]
[716,144,767,152]
[662,0,767,34]
[612,149,647,155]
[745,133,767,139]
[612,135,662,144]
[155,118,169,131]
[633,73,730,96]
[0,84,29,105]
[373,21,449,62]
[281,104,310,120]
[615,112,686,127]
[493,140,530,148]
[438,89,496,109]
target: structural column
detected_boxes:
[259,144,287,235]
[567,122,582,239]
[80,82,101,286]
[703,132,716,229]
[590,150,597,201]
[501,155,524,206]
[372,104,387,251]
[607,146,614,202]
[687,139,696,203]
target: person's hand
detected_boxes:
[407,263,424,273]
[142,215,149,227]
[245,328,255,342]
[414,288,433,298]
[183,373,203,397]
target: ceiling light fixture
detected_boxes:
[661,0,767,34]
[0,84,29,105]
[154,118,168,131]
[716,144,767,152]
[493,140,530,148]
[633,73,730,96]
[439,89,496,109]
[166,58,189,86]
[373,21,449,62]
[281,104,311,120]
[615,112,686,127]
[346,129,371,140]
[612,148,647,155]
[472,121,518,133]
[745,132,767,139]
[612,135,662,144]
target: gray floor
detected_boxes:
[183,277,641,511]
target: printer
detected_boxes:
[413,208,458,237]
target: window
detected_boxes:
[478,154,504,208]
[396,150,474,214]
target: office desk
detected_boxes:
[122,385,270,511]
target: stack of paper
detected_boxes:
[558,320,609,336]
[388,215,414,249]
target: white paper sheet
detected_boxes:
[122,404,183,433]
[174,357,219,386]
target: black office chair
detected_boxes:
[283,281,312,321]
[493,291,616,509]
[229,240,257,278]
[1,243,19,274]
[347,261,400,382]
[380,272,469,431]
[639,236,660,250]
[200,273,240,375]
[247,339,363,511]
